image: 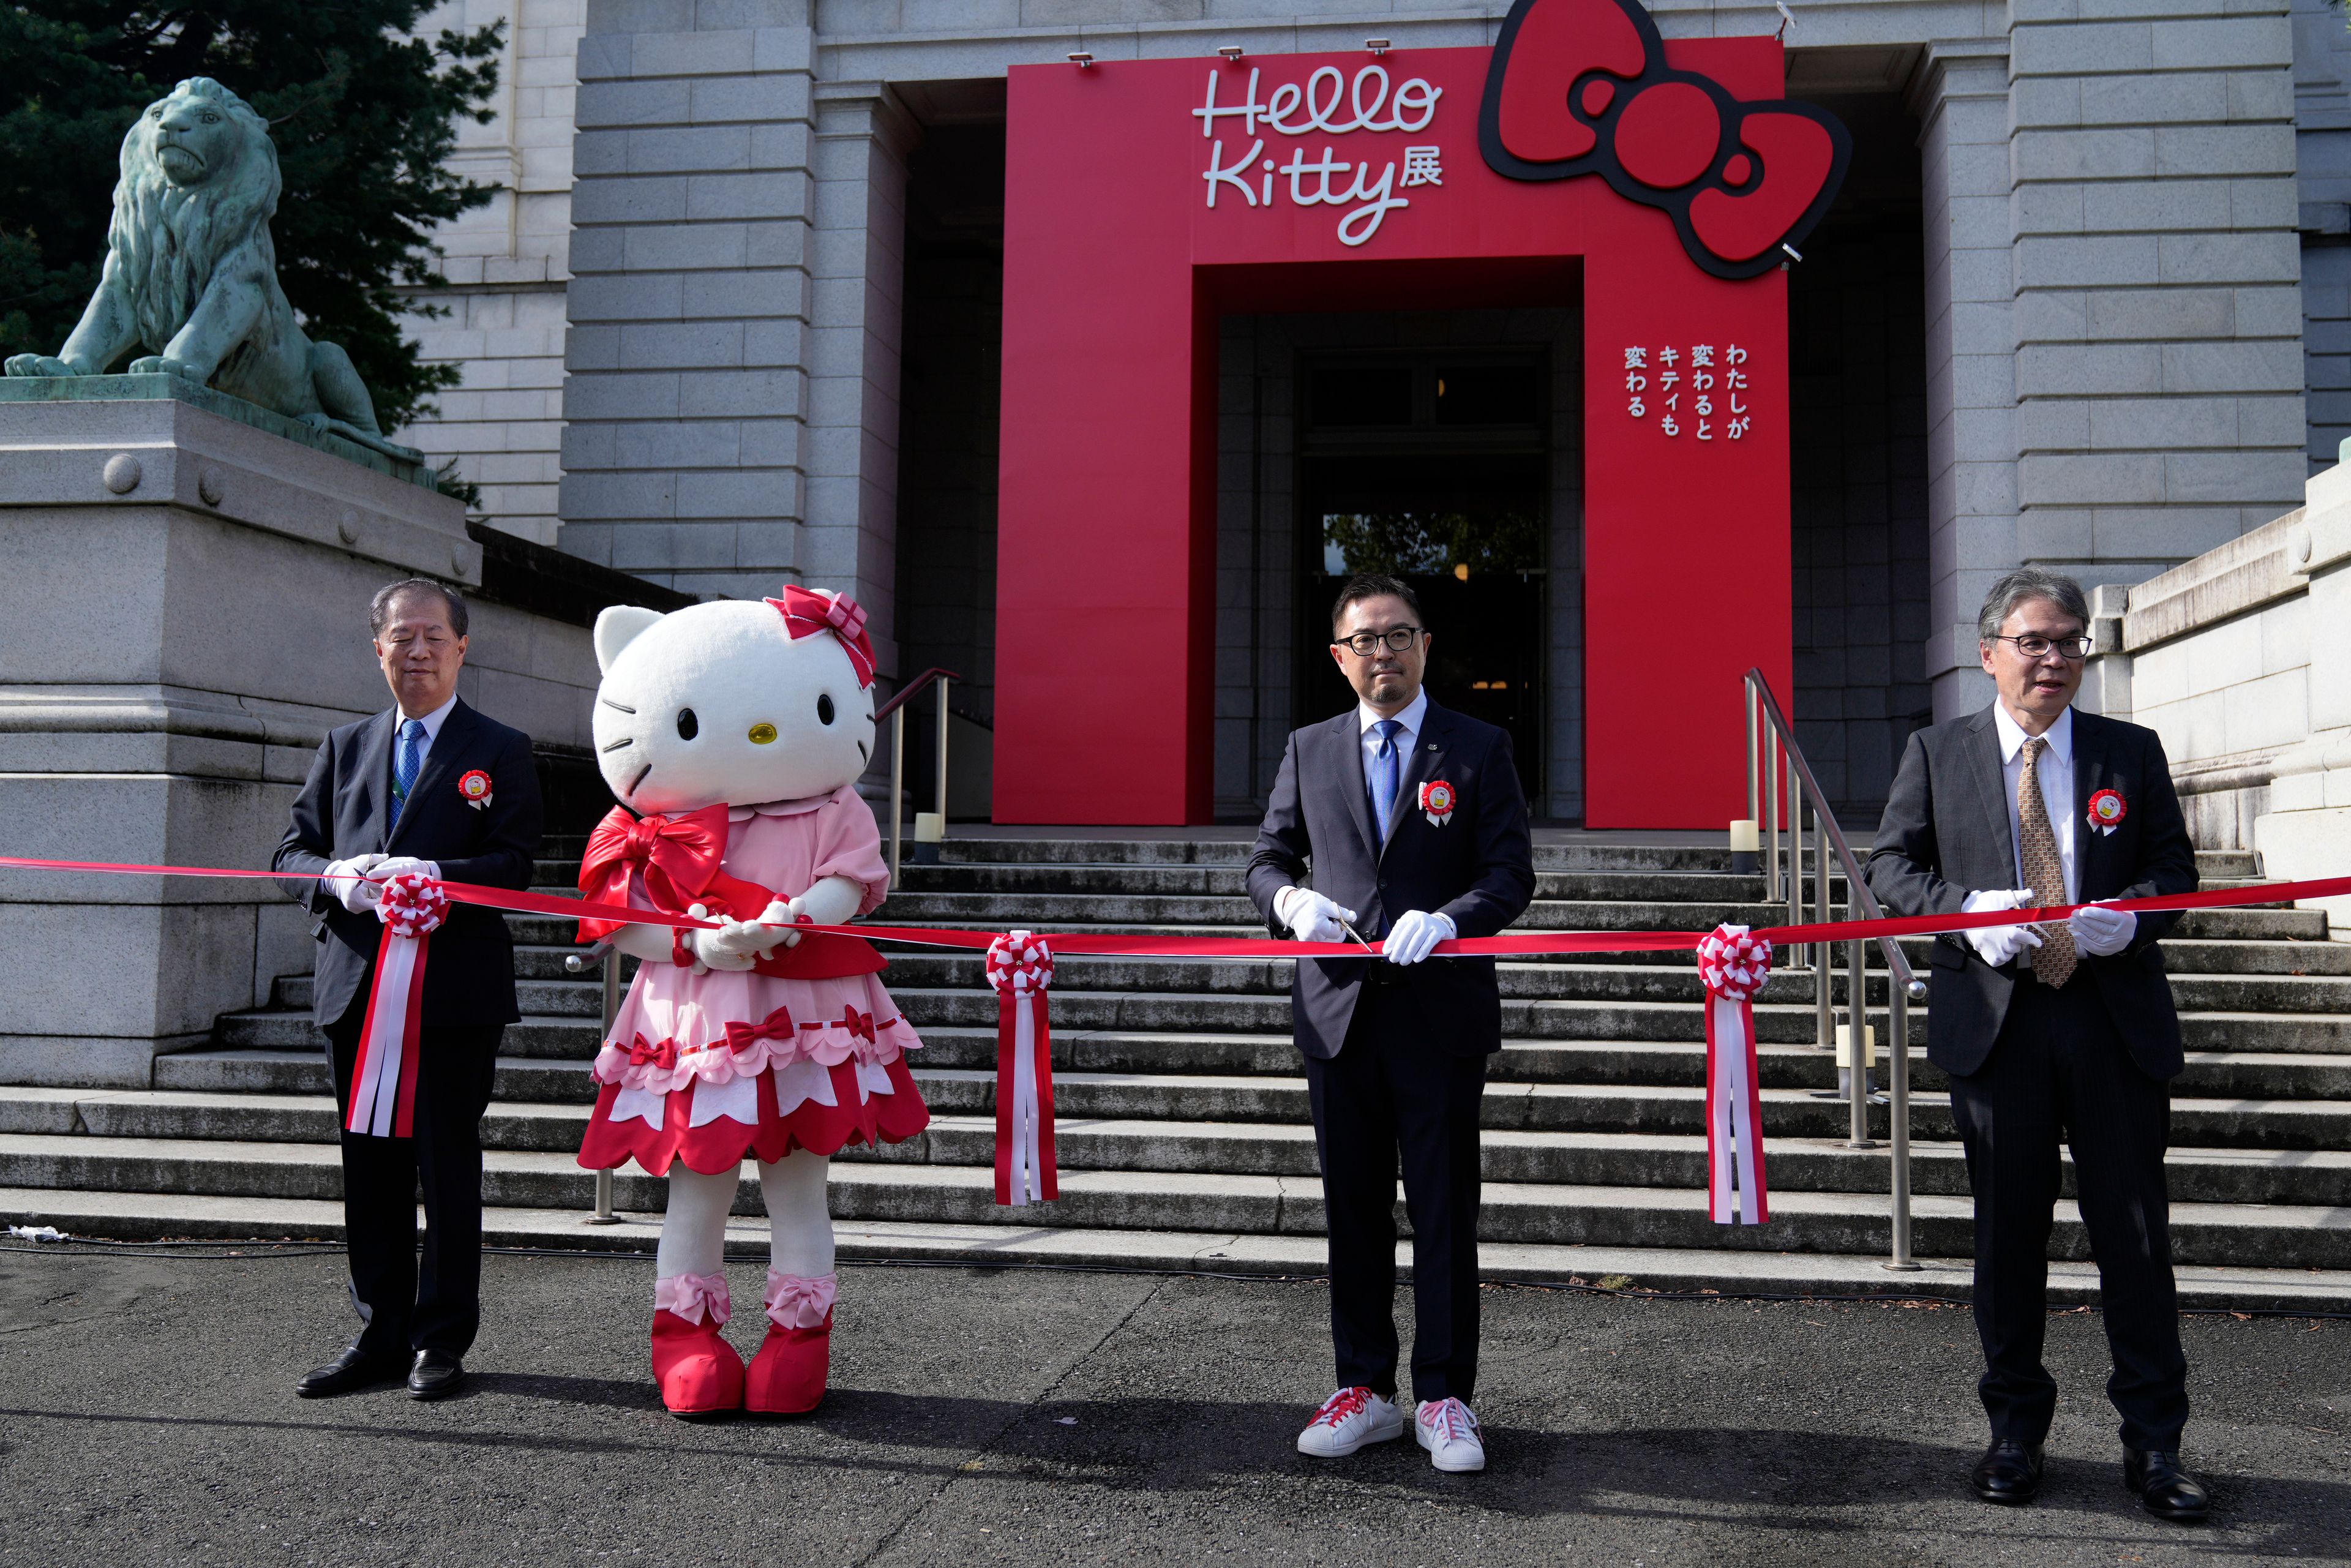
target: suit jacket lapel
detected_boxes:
[1965,705,2014,890]
[1332,713,1379,863]
[2070,710,2105,900]
[1383,703,1452,857]
[389,699,473,852]
[356,709,397,855]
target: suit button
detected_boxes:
[1378,877,1389,889]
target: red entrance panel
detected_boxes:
[998,37,1795,827]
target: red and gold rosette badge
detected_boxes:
[457,768,494,812]
[1419,779,1457,828]
[2087,788,2126,838]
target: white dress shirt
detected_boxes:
[1359,689,1428,814]
[395,691,459,765]
[1992,702,2075,901]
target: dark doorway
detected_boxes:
[1295,352,1548,805]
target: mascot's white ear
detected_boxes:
[593,606,665,673]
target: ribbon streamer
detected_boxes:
[344,872,449,1139]
[1694,925,1772,1225]
[985,931,1058,1206]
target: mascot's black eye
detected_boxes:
[675,708,699,740]
[817,694,836,727]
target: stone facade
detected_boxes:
[378,0,2351,823]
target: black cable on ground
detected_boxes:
[7,1234,2349,1319]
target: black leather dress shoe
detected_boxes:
[2124,1448,2210,1522]
[296,1344,400,1399]
[1970,1438,2044,1504]
[408,1349,466,1401]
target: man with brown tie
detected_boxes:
[1866,568,2206,1521]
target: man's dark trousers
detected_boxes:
[326,1012,503,1359]
[1308,973,1487,1403]
[1950,970,2186,1452]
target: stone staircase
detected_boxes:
[6,835,2350,1310]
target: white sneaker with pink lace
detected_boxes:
[1295,1385,1404,1458]
[1415,1397,1486,1472]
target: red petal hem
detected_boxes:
[577,1054,929,1175]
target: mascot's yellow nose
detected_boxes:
[748,722,778,745]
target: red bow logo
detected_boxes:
[724,1005,797,1055]
[765,586,878,690]
[579,802,731,920]
[1479,0,1850,279]
[626,1035,678,1072]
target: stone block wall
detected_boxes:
[399,0,586,544]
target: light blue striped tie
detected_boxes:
[389,719,426,829]
[1369,719,1402,842]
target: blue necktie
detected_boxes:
[389,719,426,829]
[1368,719,1402,842]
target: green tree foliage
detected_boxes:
[1322,509,1543,578]
[0,1,503,434]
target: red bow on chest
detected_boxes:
[577,804,770,940]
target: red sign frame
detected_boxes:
[996,34,1798,827]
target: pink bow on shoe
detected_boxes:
[654,1270,732,1327]
[762,1270,836,1329]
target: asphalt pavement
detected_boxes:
[1,1243,2346,1567]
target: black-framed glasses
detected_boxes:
[1332,626,1425,657]
[1991,633,2091,660]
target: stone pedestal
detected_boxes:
[0,377,598,1086]
[2257,462,2351,933]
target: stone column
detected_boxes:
[1909,40,2015,720]
[2007,0,2306,645]
[557,0,817,602]
[803,81,918,676]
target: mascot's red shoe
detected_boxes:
[745,1270,835,1415]
[651,1273,744,1418]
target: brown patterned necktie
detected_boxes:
[2017,736,2077,986]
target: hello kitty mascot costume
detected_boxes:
[574,588,926,1419]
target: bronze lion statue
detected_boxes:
[6,77,419,461]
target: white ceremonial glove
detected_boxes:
[782,876,865,948]
[321,854,388,914]
[1275,886,1356,943]
[372,856,441,882]
[1960,888,2045,968]
[681,904,758,972]
[1383,909,1456,967]
[2069,901,2138,958]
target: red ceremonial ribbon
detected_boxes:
[1694,925,1772,1225]
[984,931,1057,1206]
[345,872,449,1138]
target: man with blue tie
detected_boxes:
[1248,574,1535,1473]
[273,580,542,1401]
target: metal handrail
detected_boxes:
[564,936,625,1224]
[1744,668,1927,1272]
[879,667,962,888]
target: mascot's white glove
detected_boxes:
[1383,909,1456,967]
[1275,886,1356,943]
[1961,888,2045,968]
[372,857,441,882]
[321,854,388,914]
[2069,901,2137,958]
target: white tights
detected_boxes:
[653,1149,835,1281]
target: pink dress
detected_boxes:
[575,787,928,1175]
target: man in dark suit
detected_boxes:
[273,579,542,1401]
[1247,572,1534,1475]
[1866,566,2206,1520]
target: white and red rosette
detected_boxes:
[1695,923,1772,1225]
[1419,778,1457,827]
[457,768,493,811]
[2087,788,2127,837]
[985,930,1059,1206]
[345,871,450,1138]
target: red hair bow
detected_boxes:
[1478,0,1850,279]
[766,586,877,689]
